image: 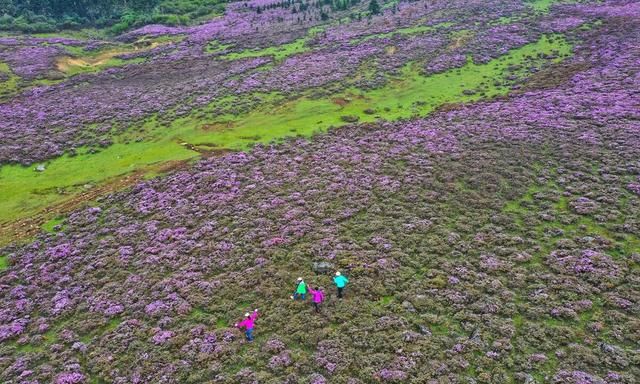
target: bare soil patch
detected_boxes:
[56,50,125,72]
[519,62,592,91]
[332,97,350,106]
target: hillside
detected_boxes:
[0,0,639,383]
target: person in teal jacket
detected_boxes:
[333,271,349,299]
[291,277,307,300]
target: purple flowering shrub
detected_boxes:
[0,0,608,165]
[0,0,640,383]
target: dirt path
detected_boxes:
[56,41,164,73]
[448,32,473,50]
[56,50,125,73]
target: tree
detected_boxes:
[0,0,228,33]
[368,0,380,15]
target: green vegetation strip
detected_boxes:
[219,22,454,61]
[0,34,571,236]
[183,35,570,149]
[222,38,310,61]
[0,61,20,99]
[529,0,556,12]
[220,26,324,61]
[352,22,454,44]
[496,0,571,25]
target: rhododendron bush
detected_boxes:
[1,0,640,383]
[0,0,599,165]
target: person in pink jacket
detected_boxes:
[235,309,259,342]
[307,286,325,313]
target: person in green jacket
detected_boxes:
[291,277,307,300]
[333,271,349,299]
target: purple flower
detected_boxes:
[0,318,28,342]
[376,369,408,382]
[145,300,169,316]
[627,183,640,196]
[268,351,292,370]
[55,372,86,384]
[552,370,605,384]
[152,330,174,345]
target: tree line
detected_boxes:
[0,0,227,34]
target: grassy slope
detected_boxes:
[222,37,311,61]
[0,142,195,223]
[219,26,324,61]
[217,23,453,61]
[56,37,181,76]
[0,62,20,99]
[0,38,169,101]
[57,53,146,76]
[0,35,571,241]
[501,173,640,378]
[352,22,454,44]
[184,35,570,148]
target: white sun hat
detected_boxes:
[335,271,341,276]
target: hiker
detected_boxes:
[291,277,307,300]
[235,309,259,342]
[333,271,349,299]
[307,285,325,313]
